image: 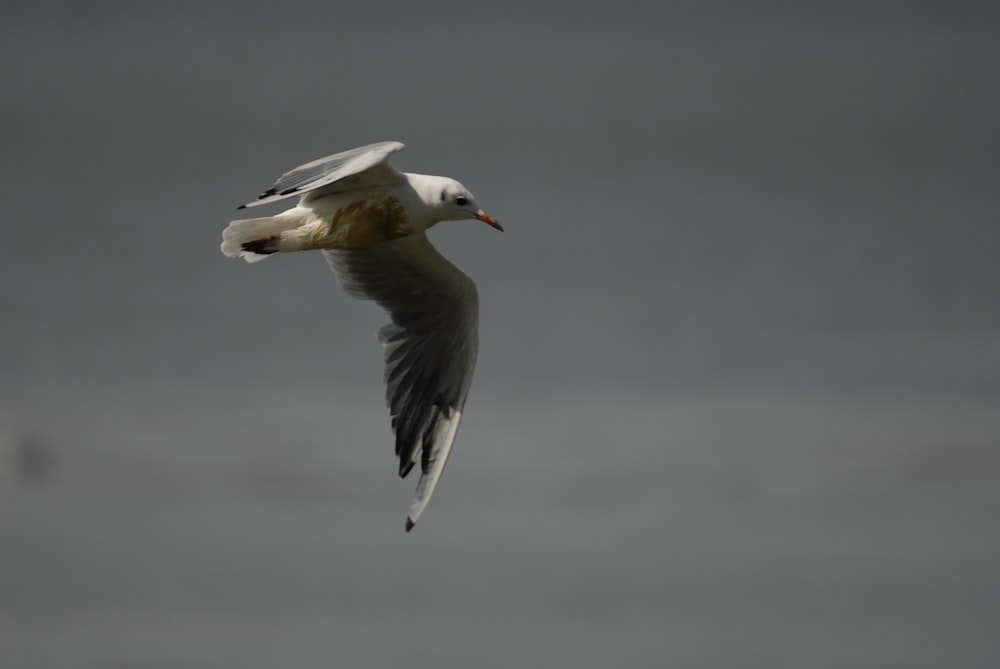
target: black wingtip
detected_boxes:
[405,517,415,532]
[236,204,247,210]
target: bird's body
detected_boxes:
[220,141,501,531]
[224,173,462,257]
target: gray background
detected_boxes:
[2,1,999,667]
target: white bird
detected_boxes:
[221,141,502,531]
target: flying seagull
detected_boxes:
[221,141,501,531]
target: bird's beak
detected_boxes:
[476,211,503,232]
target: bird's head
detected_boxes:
[426,177,503,231]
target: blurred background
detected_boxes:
[2,1,999,667]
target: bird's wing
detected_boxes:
[238,141,406,209]
[323,233,479,531]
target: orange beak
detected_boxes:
[476,211,503,232]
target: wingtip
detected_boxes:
[236,204,246,210]
[405,517,415,532]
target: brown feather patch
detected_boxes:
[321,194,414,248]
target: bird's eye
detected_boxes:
[455,195,468,206]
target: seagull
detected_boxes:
[220,141,502,531]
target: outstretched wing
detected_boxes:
[238,141,406,209]
[323,233,479,531]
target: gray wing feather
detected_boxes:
[238,141,406,209]
[323,233,479,530]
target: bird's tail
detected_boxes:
[220,216,300,263]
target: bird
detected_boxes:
[220,141,502,532]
